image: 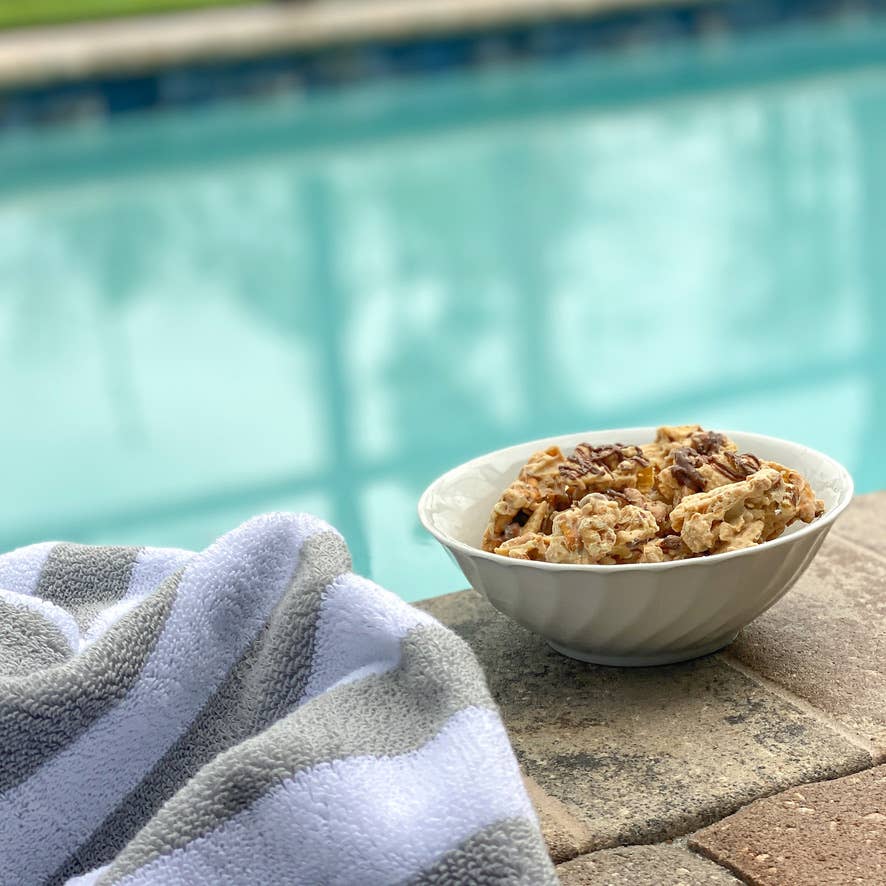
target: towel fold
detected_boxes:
[0,514,555,886]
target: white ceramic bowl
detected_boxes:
[418,428,853,666]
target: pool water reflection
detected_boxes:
[1,20,885,600]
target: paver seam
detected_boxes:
[553,835,752,884]
[685,763,886,886]
[536,764,873,862]
[682,839,751,884]
[557,773,886,886]
[523,773,596,864]
[684,841,754,885]
[671,841,754,885]
[535,652,878,865]
[718,650,884,764]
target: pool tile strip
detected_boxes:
[0,0,712,88]
[5,0,886,129]
[415,491,886,883]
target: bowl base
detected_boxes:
[547,632,739,667]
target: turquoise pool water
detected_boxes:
[2,18,886,601]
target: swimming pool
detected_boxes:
[2,15,885,601]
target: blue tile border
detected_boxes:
[1,0,885,131]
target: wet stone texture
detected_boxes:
[557,844,742,886]
[689,765,886,886]
[416,591,871,852]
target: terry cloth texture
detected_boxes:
[0,514,555,886]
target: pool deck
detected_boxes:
[0,0,711,89]
[416,491,886,885]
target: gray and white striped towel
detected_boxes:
[0,513,555,885]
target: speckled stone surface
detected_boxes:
[416,590,872,849]
[831,490,886,560]
[727,532,886,754]
[689,765,886,886]
[557,844,741,885]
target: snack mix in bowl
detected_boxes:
[482,425,824,566]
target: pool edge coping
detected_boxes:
[0,0,722,90]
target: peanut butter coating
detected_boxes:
[483,426,824,564]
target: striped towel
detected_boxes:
[0,513,555,886]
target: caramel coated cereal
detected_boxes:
[483,426,824,565]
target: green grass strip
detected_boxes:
[0,0,254,30]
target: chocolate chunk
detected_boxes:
[710,451,761,482]
[559,442,649,481]
[692,431,728,455]
[671,448,706,492]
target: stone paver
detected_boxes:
[831,490,886,560]
[416,591,871,849]
[726,532,886,755]
[522,774,595,863]
[557,844,741,885]
[689,765,886,886]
